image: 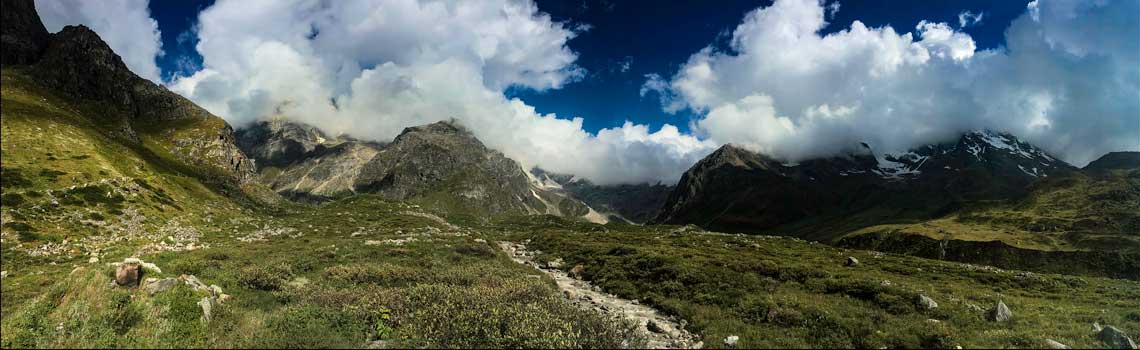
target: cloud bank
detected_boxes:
[45,0,1135,184]
[169,0,714,185]
[644,0,1138,166]
[36,0,164,82]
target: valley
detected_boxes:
[2,0,1139,349]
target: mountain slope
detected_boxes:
[1,3,253,186]
[1,0,265,266]
[655,131,1082,241]
[530,168,673,224]
[236,119,600,221]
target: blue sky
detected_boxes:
[149,0,1031,134]
[512,0,1031,133]
[41,0,1135,184]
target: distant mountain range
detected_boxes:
[4,0,1135,263]
[653,131,1139,252]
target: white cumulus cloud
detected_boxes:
[35,0,164,82]
[958,10,984,28]
[170,0,713,185]
[645,0,1139,166]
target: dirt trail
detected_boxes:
[499,241,702,349]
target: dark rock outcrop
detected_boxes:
[1,0,50,65]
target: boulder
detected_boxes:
[844,256,859,266]
[115,263,141,287]
[1099,326,1137,349]
[724,335,740,347]
[1045,339,1071,349]
[916,294,938,310]
[545,258,565,269]
[570,264,585,277]
[181,274,210,292]
[198,296,217,322]
[144,277,178,295]
[987,300,1013,322]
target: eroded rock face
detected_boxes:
[353,121,542,213]
[1,0,50,65]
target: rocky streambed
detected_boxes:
[499,241,702,349]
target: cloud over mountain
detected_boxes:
[41,0,1136,184]
[168,0,713,185]
[644,0,1139,166]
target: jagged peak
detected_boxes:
[398,119,469,137]
[699,144,782,171]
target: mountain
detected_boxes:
[1,0,265,251]
[236,119,605,221]
[235,119,384,201]
[1083,151,1140,172]
[1,0,253,186]
[655,130,1079,239]
[529,168,673,224]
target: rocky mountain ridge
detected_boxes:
[236,119,605,221]
[654,130,1083,238]
[528,168,673,224]
[1,0,253,185]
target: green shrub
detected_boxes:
[244,305,368,348]
[1,192,25,206]
[237,263,294,291]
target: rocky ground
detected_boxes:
[500,241,702,349]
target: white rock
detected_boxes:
[724,335,739,347]
[916,295,939,310]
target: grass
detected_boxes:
[845,169,1140,253]
[4,66,1139,349]
[1,196,644,348]
[499,219,1140,348]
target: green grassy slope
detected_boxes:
[1,68,253,272]
[843,168,1140,253]
[1,196,640,348]
[507,220,1140,349]
[1,68,640,348]
[4,65,1138,349]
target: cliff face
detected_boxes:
[0,0,50,65]
[2,2,254,184]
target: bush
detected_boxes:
[237,263,293,291]
[245,305,368,348]
[395,280,643,348]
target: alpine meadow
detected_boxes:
[2,0,1138,349]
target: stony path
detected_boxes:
[499,241,702,349]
